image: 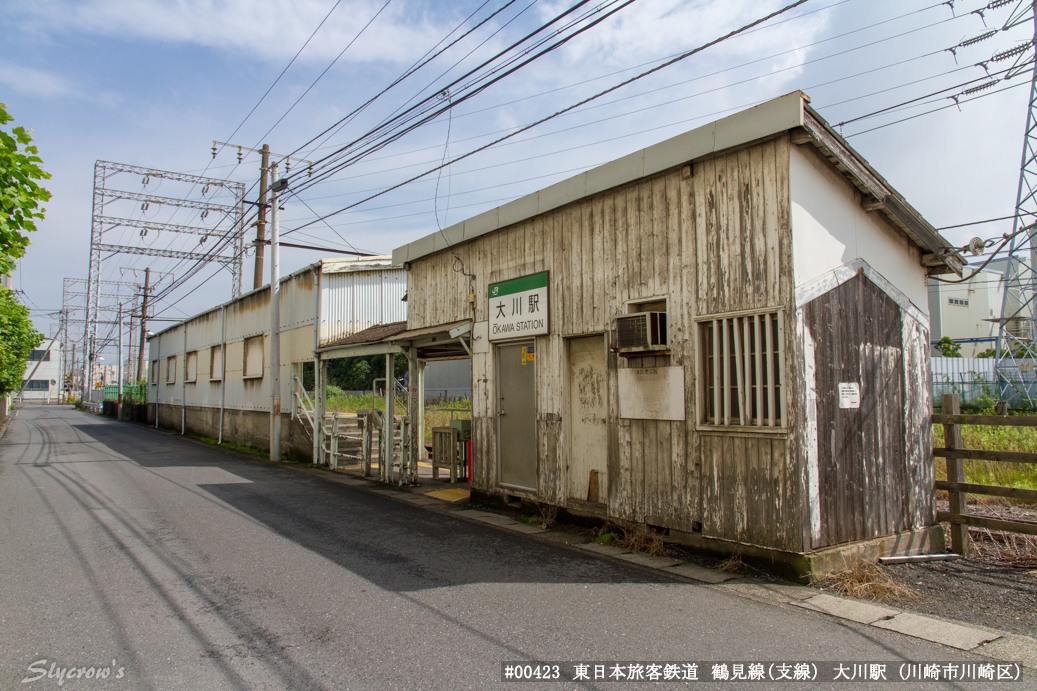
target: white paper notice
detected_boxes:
[838,382,861,409]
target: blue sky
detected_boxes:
[2,0,1032,356]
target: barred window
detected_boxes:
[699,310,784,427]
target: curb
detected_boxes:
[296,468,1036,671]
[0,408,18,445]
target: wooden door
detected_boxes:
[568,335,608,505]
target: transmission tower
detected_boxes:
[82,161,246,403]
[997,0,1037,405]
[63,277,138,393]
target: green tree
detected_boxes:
[1,102,51,275]
[975,348,996,359]
[0,287,42,396]
[934,336,962,358]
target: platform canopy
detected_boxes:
[316,319,472,361]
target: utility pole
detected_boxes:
[254,144,270,290]
[269,162,284,462]
[69,343,76,402]
[136,268,151,383]
[117,303,124,420]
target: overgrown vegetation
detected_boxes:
[594,522,667,556]
[814,561,918,605]
[1,102,51,275]
[326,392,471,446]
[0,103,48,397]
[933,416,1037,493]
[0,287,41,396]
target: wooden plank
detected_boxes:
[737,148,753,310]
[942,393,970,555]
[592,196,605,333]
[931,414,1037,428]
[934,448,1037,464]
[754,313,763,426]
[935,480,1037,503]
[721,318,730,426]
[936,511,1037,537]
[733,317,745,426]
[694,159,711,314]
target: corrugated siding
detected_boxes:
[319,267,407,346]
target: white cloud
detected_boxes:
[537,0,830,70]
[12,0,453,65]
[0,61,72,98]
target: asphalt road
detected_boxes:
[0,405,1026,690]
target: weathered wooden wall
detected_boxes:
[799,273,933,550]
[406,133,802,551]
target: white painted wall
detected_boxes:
[789,145,928,314]
[927,268,1003,357]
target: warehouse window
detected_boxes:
[28,349,51,361]
[185,351,197,383]
[948,297,969,307]
[166,356,177,384]
[243,336,264,379]
[698,310,784,427]
[22,380,50,391]
[210,345,223,381]
[150,360,158,385]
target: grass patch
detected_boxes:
[594,522,667,556]
[933,422,1037,495]
[326,394,471,445]
[814,561,918,605]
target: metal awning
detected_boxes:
[315,319,472,360]
[394,320,472,360]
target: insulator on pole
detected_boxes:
[961,29,999,47]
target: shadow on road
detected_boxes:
[73,422,676,594]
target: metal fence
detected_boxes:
[931,357,1036,409]
[101,383,147,404]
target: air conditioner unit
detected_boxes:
[615,312,668,354]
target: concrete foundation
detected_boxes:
[155,403,313,461]
[470,488,946,582]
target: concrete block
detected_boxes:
[499,522,548,534]
[662,562,739,584]
[537,173,587,215]
[540,532,590,545]
[793,594,898,625]
[871,613,1002,650]
[615,552,683,569]
[586,150,644,196]
[396,494,440,506]
[498,193,539,229]
[976,634,1037,670]
[473,514,520,526]
[643,123,715,178]
[456,509,494,519]
[577,542,632,557]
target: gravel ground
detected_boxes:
[883,556,1037,638]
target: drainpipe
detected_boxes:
[219,303,227,445]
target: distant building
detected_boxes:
[927,266,1005,357]
[21,339,62,402]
